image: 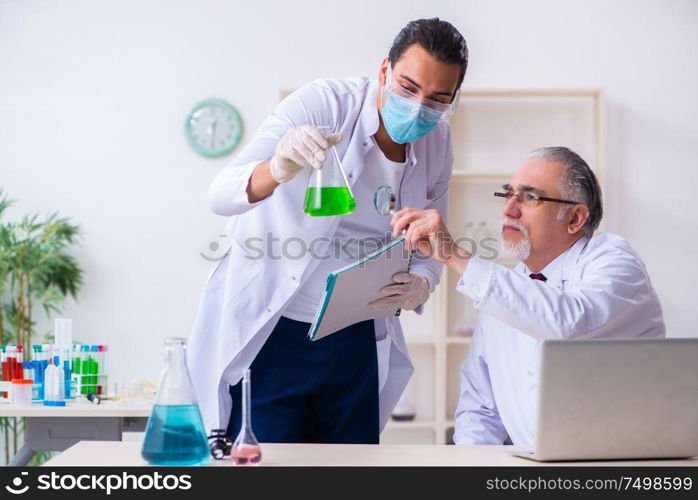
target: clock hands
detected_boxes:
[209,118,218,150]
[187,100,241,156]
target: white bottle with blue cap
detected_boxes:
[43,318,72,406]
[43,357,64,407]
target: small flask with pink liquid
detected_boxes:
[231,369,262,465]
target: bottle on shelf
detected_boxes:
[452,298,477,338]
[391,391,417,421]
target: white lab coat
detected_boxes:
[453,233,666,445]
[187,77,454,431]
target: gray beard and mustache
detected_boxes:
[499,218,531,261]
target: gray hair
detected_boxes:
[527,147,603,235]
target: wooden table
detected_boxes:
[0,399,151,466]
[45,441,698,467]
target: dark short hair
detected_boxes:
[529,147,604,235]
[388,18,469,92]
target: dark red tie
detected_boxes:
[529,273,547,282]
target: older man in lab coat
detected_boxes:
[390,146,666,446]
[187,18,468,443]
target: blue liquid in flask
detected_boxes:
[141,404,210,465]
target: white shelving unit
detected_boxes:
[381,89,605,445]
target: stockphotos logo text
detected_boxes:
[4,471,192,496]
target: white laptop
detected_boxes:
[511,338,698,462]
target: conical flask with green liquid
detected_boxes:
[303,128,356,217]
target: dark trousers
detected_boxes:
[227,316,379,444]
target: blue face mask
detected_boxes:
[380,91,444,144]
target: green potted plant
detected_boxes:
[0,189,83,465]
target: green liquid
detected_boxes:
[303,187,356,216]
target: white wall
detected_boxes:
[1,0,696,386]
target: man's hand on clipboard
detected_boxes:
[368,272,429,312]
[390,207,472,276]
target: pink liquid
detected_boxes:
[231,445,262,465]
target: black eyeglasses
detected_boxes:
[493,191,580,208]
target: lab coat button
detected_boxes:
[291,274,296,280]
[348,173,353,179]
[362,141,367,147]
[527,370,533,376]
[266,307,271,313]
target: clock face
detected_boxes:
[184,99,243,157]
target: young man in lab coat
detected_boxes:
[390,147,666,446]
[188,19,468,443]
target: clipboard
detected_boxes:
[307,236,413,341]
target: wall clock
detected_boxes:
[184,98,242,157]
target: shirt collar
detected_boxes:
[517,234,591,286]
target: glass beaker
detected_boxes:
[231,369,262,465]
[141,337,209,466]
[303,128,355,217]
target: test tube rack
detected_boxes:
[71,344,108,396]
[0,343,108,404]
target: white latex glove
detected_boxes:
[368,272,430,312]
[269,125,342,183]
